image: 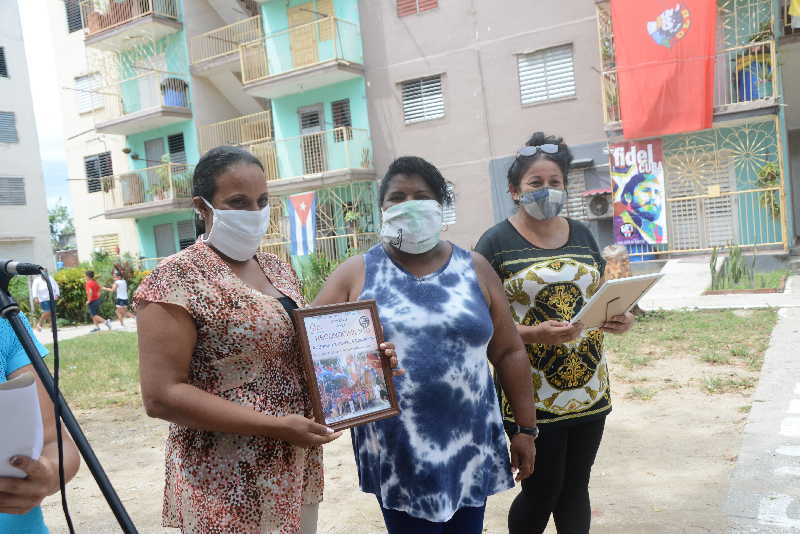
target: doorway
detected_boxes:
[144,137,166,199]
[154,223,177,258]
[299,104,327,175]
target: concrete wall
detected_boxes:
[790,130,800,243]
[357,0,608,248]
[0,0,53,270]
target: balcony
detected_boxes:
[80,0,181,51]
[92,71,192,136]
[246,127,374,196]
[240,17,364,99]
[198,110,273,154]
[190,16,263,74]
[601,42,778,127]
[262,232,378,264]
[102,163,194,219]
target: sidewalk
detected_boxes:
[726,307,800,532]
[33,318,138,345]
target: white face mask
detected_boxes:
[380,199,443,255]
[199,198,270,261]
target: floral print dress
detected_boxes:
[134,241,322,534]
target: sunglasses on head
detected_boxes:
[517,144,559,157]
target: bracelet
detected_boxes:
[504,421,539,440]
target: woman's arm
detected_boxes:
[472,253,536,481]
[516,321,583,345]
[0,365,81,515]
[137,301,340,447]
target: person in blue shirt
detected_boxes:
[0,313,80,534]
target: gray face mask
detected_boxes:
[519,188,566,220]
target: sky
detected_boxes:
[17,0,72,212]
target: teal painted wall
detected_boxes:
[271,78,371,177]
[260,0,362,76]
[126,120,200,170]
[136,211,194,259]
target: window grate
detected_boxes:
[92,234,119,255]
[0,112,18,143]
[0,48,7,78]
[331,99,352,142]
[518,45,576,105]
[397,0,437,17]
[177,219,195,250]
[167,133,187,164]
[84,152,113,194]
[65,0,84,33]
[442,182,456,225]
[0,177,26,206]
[401,75,444,124]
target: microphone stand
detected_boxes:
[0,271,138,533]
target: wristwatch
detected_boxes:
[505,422,539,440]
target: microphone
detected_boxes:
[1,259,45,275]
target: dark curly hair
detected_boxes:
[507,132,574,193]
[379,156,453,206]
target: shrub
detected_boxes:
[300,253,347,303]
[9,276,32,315]
[53,268,93,324]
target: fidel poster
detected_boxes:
[611,140,668,246]
[611,1,717,139]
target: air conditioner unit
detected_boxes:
[584,192,613,220]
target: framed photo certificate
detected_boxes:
[291,300,400,431]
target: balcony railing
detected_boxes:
[81,0,179,37]
[240,17,363,84]
[190,15,262,65]
[247,127,371,181]
[261,232,378,264]
[601,41,777,125]
[103,163,193,212]
[92,70,190,124]
[198,110,273,154]
[785,1,800,35]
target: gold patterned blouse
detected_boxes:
[475,218,611,425]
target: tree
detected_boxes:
[49,199,76,251]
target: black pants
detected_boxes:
[508,417,606,534]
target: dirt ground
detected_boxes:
[42,349,756,534]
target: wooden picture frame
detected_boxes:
[291,300,400,431]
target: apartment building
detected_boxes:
[0,1,53,271]
[50,0,377,270]
[595,0,797,258]
[358,1,614,249]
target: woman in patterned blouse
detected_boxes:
[475,132,634,534]
[135,146,396,534]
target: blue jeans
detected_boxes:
[379,501,486,534]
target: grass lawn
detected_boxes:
[45,331,140,410]
[708,270,789,291]
[606,308,778,394]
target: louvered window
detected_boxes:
[92,234,119,255]
[75,73,103,114]
[0,48,7,78]
[401,75,444,124]
[65,0,84,33]
[0,112,18,143]
[177,219,195,250]
[0,177,26,206]
[84,152,113,194]
[442,182,456,225]
[167,133,186,164]
[565,169,587,221]
[397,0,437,17]
[331,99,352,142]
[518,45,576,105]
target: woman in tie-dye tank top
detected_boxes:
[314,156,537,534]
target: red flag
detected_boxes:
[611,1,717,139]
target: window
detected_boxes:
[401,75,444,124]
[0,177,25,206]
[397,0,437,17]
[75,73,103,114]
[0,47,7,78]
[0,112,18,143]
[84,152,113,194]
[92,234,119,255]
[518,44,576,105]
[177,219,195,250]
[331,99,352,142]
[65,0,84,33]
[442,182,456,225]
[167,133,186,164]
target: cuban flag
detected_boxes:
[287,191,316,256]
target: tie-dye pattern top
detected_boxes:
[475,218,611,425]
[353,243,514,522]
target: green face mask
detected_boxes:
[380,200,443,254]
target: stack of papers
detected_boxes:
[0,373,43,478]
